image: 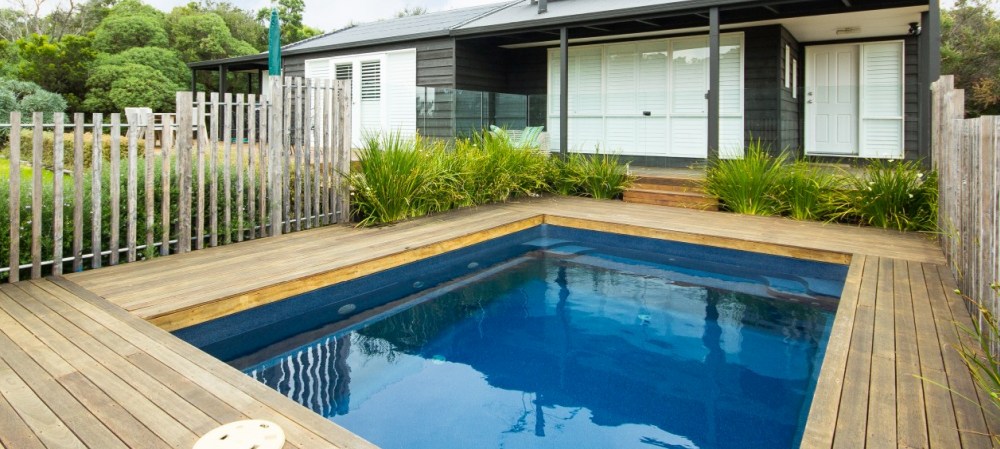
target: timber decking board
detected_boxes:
[1,197,994,449]
[0,279,378,449]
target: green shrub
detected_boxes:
[452,131,551,205]
[347,132,442,226]
[0,130,146,171]
[829,160,937,231]
[554,149,635,199]
[703,139,786,216]
[776,161,841,221]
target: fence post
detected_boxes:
[8,112,20,282]
[269,76,284,237]
[177,92,194,253]
[53,113,64,276]
[91,113,103,269]
[31,112,43,278]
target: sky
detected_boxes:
[17,0,998,34]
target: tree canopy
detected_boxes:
[942,0,1000,116]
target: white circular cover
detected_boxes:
[193,420,285,449]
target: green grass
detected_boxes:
[0,157,61,184]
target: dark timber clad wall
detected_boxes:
[282,37,456,87]
[780,27,803,157]
[743,26,784,158]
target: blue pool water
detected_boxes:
[180,226,846,449]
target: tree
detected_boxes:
[942,0,1000,116]
[396,6,428,17]
[83,63,177,112]
[0,78,67,123]
[44,0,115,41]
[15,33,95,110]
[95,47,191,87]
[257,0,322,46]
[168,11,257,63]
[92,14,169,53]
[204,1,267,51]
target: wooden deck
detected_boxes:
[1,196,994,448]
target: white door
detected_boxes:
[806,44,859,155]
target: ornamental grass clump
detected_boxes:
[776,161,842,221]
[347,132,442,226]
[554,149,635,199]
[703,138,786,216]
[829,159,937,232]
[452,131,551,205]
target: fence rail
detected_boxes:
[931,75,1000,338]
[1,76,351,282]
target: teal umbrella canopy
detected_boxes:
[268,8,281,76]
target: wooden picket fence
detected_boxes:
[931,75,1000,339]
[2,76,351,282]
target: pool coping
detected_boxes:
[143,212,853,332]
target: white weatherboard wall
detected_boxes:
[304,48,417,146]
[548,33,744,158]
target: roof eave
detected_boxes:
[188,53,267,69]
[281,30,453,56]
[452,0,760,36]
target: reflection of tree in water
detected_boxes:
[248,334,353,418]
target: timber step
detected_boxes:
[623,175,718,210]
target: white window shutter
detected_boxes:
[670,37,708,157]
[719,35,744,158]
[359,60,382,137]
[304,58,332,79]
[384,50,417,139]
[860,41,904,158]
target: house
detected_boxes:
[189,0,941,166]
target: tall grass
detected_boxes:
[777,161,841,221]
[553,149,635,199]
[829,159,938,231]
[347,131,633,226]
[703,138,786,216]
[348,132,442,226]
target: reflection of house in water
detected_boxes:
[247,335,352,418]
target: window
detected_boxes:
[335,63,353,80]
[792,58,798,98]
[784,44,791,88]
[360,61,381,100]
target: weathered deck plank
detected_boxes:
[0,197,993,449]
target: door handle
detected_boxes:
[642,111,651,116]
[807,100,814,104]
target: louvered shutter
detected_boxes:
[670,37,708,157]
[719,35,744,158]
[360,60,382,135]
[859,42,903,158]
